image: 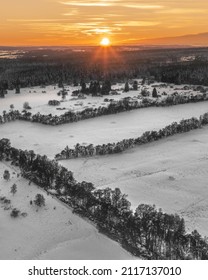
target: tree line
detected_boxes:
[0,138,208,259]
[55,113,208,160]
[1,90,208,126]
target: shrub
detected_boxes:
[3,170,10,181]
[34,194,45,207]
[10,208,20,218]
[48,100,60,106]
[23,102,31,110]
[10,184,17,195]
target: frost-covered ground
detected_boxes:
[1,101,208,158]
[1,82,208,259]
[0,161,136,260]
[61,126,208,237]
[2,84,136,115]
[1,81,206,116]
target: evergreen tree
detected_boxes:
[15,85,20,94]
[3,170,10,181]
[124,81,129,92]
[73,79,78,87]
[61,89,68,100]
[152,87,158,98]
[81,81,87,93]
[10,184,17,195]
[141,78,146,85]
[133,80,138,90]
[101,80,111,95]
[0,88,5,98]
[58,79,63,88]
[34,194,45,207]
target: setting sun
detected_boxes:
[100,38,111,47]
[1,1,208,46]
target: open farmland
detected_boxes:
[0,161,135,260]
[1,99,208,158]
[1,81,208,260]
[61,126,208,236]
[1,82,207,116]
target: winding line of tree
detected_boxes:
[55,113,208,160]
[0,138,208,259]
[1,91,208,126]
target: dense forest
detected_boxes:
[1,46,208,89]
[1,138,208,259]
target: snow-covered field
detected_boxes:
[1,82,206,116]
[1,84,133,115]
[1,101,208,158]
[0,161,136,260]
[1,82,208,259]
[61,126,208,237]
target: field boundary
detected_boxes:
[55,112,208,160]
[1,138,208,260]
[1,92,208,126]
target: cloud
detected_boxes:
[62,9,78,16]
[83,28,111,34]
[157,8,208,14]
[77,22,102,26]
[60,1,163,9]
[60,1,113,7]
[7,19,72,22]
[115,21,160,27]
[123,4,163,9]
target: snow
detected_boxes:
[0,161,136,260]
[1,101,208,158]
[61,126,208,237]
[1,82,206,116]
[1,82,208,259]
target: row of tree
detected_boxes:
[56,113,208,160]
[0,138,208,259]
[80,80,138,95]
[1,91,208,126]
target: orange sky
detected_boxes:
[1,0,208,46]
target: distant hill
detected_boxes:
[1,32,208,49]
[135,32,208,46]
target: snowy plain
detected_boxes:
[1,101,208,158]
[62,126,208,237]
[1,82,208,259]
[0,161,136,260]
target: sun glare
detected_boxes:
[100,37,111,47]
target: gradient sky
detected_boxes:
[1,0,208,46]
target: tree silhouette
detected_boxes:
[124,81,129,92]
[3,170,10,181]
[10,184,17,195]
[133,80,138,90]
[152,87,158,98]
[34,194,45,207]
